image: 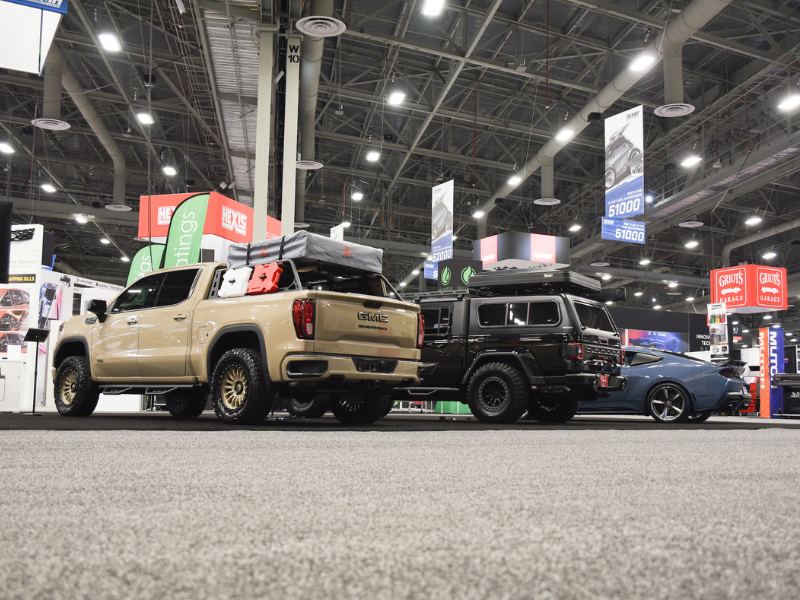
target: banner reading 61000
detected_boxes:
[605,106,644,219]
[431,180,454,264]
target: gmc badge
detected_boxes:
[358,311,389,323]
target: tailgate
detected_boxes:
[311,291,419,360]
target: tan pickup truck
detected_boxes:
[52,259,424,424]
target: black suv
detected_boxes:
[398,270,626,424]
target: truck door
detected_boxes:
[92,273,164,379]
[136,268,201,378]
[420,303,461,386]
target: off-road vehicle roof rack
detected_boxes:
[467,269,602,296]
[406,289,472,303]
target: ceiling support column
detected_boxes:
[281,35,302,236]
[252,30,275,243]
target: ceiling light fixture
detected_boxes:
[41,183,56,193]
[762,250,777,260]
[98,33,122,52]
[742,329,750,333]
[163,166,177,176]
[568,223,582,232]
[773,324,782,329]
[75,214,88,224]
[508,175,522,186]
[653,304,662,310]
[601,274,612,281]
[421,0,445,16]
[473,210,485,219]
[342,221,351,228]
[555,127,575,142]
[121,256,130,262]
[778,94,800,111]
[639,257,651,266]
[685,296,695,302]
[452,235,458,241]
[668,281,678,288]
[684,238,699,249]
[366,150,380,162]
[681,155,702,168]
[0,142,13,154]
[100,238,110,245]
[745,215,763,226]
[634,291,643,297]
[412,269,420,276]
[629,53,656,72]
[387,91,406,106]
[645,194,654,203]
[351,191,363,201]
[399,282,408,287]
[137,112,154,125]
[764,315,773,320]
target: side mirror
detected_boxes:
[88,299,107,322]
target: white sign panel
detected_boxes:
[431,180,453,264]
[605,106,644,219]
[708,302,729,358]
[330,223,345,241]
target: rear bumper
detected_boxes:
[280,354,422,386]
[709,391,751,412]
[538,373,627,393]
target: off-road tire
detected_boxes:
[211,348,271,424]
[467,362,529,424]
[646,383,692,424]
[286,394,330,418]
[378,394,396,418]
[165,389,207,419]
[527,399,579,424]
[54,356,99,417]
[331,391,389,425]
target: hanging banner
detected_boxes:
[431,180,454,264]
[759,327,784,418]
[5,0,67,13]
[127,245,165,285]
[473,231,570,270]
[162,193,210,268]
[605,105,644,219]
[424,262,438,280]
[601,218,645,244]
[0,1,64,75]
[710,265,787,313]
[708,302,729,358]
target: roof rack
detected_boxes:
[467,269,602,297]
[404,289,472,303]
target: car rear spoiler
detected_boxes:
[721,359,747,377]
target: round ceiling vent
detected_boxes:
[105,203,132,212]
[294,222,310,229]
[666,291,683,296]
[296,160,323,170]
[678,220,704,228]
[654,103,695,118]
[590,262,610,268]
[533,197,561,206]
[31,118,71,131]
[296,16,347,37]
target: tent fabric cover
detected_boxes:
[227,231,383,274]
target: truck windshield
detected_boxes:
[574,302,616,332]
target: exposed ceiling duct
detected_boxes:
[476,0,734,218]
[32,58,70,131]
[720,217,800,267]
[655,44,695,118]
[47,45,127,209]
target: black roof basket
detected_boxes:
[468,269,600,295]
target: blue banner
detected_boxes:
[601,218,645,244]
[5,0,68,14]
[605,178,644,219]
[761,327,785,417]
[431,232,452,263]
[424,262,438,280]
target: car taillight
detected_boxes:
[417,314,425,348]
[719,368,737,379]
[567,343,583,359]
[620,349,624,364]
[292,299,315,339]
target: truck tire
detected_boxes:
[467,362,529,424]
[211,348,271,424]
[378,394,396,418]
[165,390,207,419]
[286,393,330,418]
[331,392,387,425]
[54,356,99,417]
[527,399,579,424]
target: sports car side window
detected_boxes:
[629,352,663,367]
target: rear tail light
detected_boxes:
[292,299,315,339]
[719,368,738,379]
[417,314,425,348]
[620,349,625,364]
[567,343,583,359]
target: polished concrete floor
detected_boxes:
[1,413,799,599]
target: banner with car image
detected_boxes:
[431,180,454,265]
[605,106,644,220]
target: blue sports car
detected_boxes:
[578,348,751,423]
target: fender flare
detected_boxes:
[53,336,91,368]
[461,350,544,386]
[207,325,271,392]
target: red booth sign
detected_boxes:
[710,265,787,313]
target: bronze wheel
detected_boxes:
[211,348,271,424]
[60,371,78,405]
[220,365,248,410]
[54,356,99,417]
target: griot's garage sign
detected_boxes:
[710,265,787,313]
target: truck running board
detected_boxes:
[99,384,195,396]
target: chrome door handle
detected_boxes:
[173,314,187,321]
[126,318,138,325]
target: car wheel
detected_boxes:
[286,393,330,418]
[211,348,271,424]
[527,398,579,424]
[647,383,692,423]
[330,391,388,425]
[467,362,529,424]
[687,411,712,423]
[54,356,99,417]
[605,168,616,188]
[165,389,207,419]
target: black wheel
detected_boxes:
[647,383,692,423]
[605,168,616,189]
[527,398,579,424]
[687,411,712,423]
[54,356,99,417]
[165,389,207,419]
[211,348,272,424]
[467,362,529,424]
[378,394,396,418]
[286,393,330,418]
[330,391,389,425]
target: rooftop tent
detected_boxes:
[0,0,67,75]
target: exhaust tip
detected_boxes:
[31,118,71,131]
[533,197,561,206]
[296,16,346,37]
[654,103,695,118]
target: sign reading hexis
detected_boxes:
[710,265,787,313]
